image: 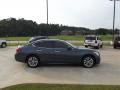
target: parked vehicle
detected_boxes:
[15,39,100,68]
[84,35,103,49]
[0,40,7,48]
[113,36,120,49]
[28,36,48,43]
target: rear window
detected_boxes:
[85,37,96,40]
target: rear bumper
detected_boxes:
[84,43,98,47]
[15,53,26,63]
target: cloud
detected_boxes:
[0,0,120,29]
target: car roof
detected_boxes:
[32,39,65,43]
[32,36,48,38]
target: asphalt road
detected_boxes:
[0,46,120,88]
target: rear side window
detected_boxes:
[34,41,53,48]
[85,37,96,40]
[54,41,68,48]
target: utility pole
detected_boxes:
[110,0,120,41]
[46,0,48,24]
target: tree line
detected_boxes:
[0,18,119,37]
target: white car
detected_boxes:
[84,35,103,49]
[0,40,7,48]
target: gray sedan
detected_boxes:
[15,39,100,68]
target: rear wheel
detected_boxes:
[82,56,95,68]
[1,43,7,48]
[85,45,88,48]
[113,45,117,49]
[26,55,40,68]
[100,44,103,48]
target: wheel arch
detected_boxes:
[25,54,40,63]
[81,54,96,64]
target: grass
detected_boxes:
[50,35,84,41]
[0,37,30,41]
[7,41,112,46]
[0,35,113,41]
[0,35,112,46]
[1,83,120,90]
[50,35,112,41]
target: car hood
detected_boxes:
[76,47,97,52]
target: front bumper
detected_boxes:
[95,55,101,64]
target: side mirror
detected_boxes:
[67,47,72,51]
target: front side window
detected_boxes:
[34,41,53,48]
[54,41,68,48]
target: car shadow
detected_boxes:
[39,63,82,67]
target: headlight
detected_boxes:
[94,51,100,56]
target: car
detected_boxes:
[113,36,120,49]
[15,39,100,68]
[84,35,103,49]
[28,36,48,43]
[0,40,7,48]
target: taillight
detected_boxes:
[16,48,22,54]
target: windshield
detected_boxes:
[64,41,76,48]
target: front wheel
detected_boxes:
[82,56,95,68]
[27,55,40,68]
[113,45,117,49]
[1,43,7,48]
[85,45,88,48]
[100,44,103,48]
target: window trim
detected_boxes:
[32,41,54,48]
[53,41,70,49]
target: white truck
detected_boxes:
[0,40,7,48]
[84,35,103,49]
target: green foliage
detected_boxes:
[0,18,62,37]
[0,18,116,37]
[96,28,112,35]
[0,35,113,41]
[1,84,120,90]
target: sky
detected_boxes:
[0,0,120,29]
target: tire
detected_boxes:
[113,45,117,49]
[100,44,103,48]
[95,45,100,49]
[1,43,7,48]
[82,56,95,68]
[26,55,40,68]
[85,45,88,48]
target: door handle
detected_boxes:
[54,50,61,53]
[36,49,42,52]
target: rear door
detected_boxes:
[34,41,55,63]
